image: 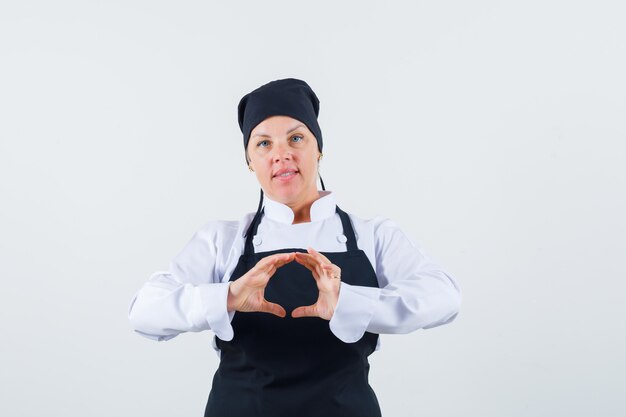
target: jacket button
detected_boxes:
[253,235,263,246]
[337,234,347,243]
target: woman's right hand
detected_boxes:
[227,252,296,318]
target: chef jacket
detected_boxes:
[128,190,461,357]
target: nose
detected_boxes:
[271,142,292,162]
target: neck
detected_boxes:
[286,189,320,224]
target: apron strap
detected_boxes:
[244,206,265,255]
[335,205,358,252]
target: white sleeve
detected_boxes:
[329,218,461,343]
[127,223,237,342]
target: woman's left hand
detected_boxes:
[292,247,342,321]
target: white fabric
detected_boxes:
[128,190,462,358]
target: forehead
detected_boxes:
[251,115,310,135]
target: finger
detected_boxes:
[265,264,277,278]
[292,303,317,318]
[251,264,276,285]
[257,253,292,274]
[254,255,295,284]
[322,263,340,276]
[255,256,275,272]
[321,264,334,278]
[294,253,317,271]
[294,255,323,280]
[301,250,333,277]
[270,252,296,268]
[261,300,286,318]
[310,250,339,278]
[307,247,331,264]
[295,252,326,270]
[294,251,314,261]
[306,248,334,273]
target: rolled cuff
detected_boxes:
[195,281,235,341]
[329,281,381,343]
[133,329,178,342]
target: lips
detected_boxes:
[273,168,299,178]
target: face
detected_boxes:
[246,115,321,206]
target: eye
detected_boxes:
[291,135,304,142]
[257,140,270,148]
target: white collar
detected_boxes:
[262,190,336,224]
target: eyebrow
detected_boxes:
[252,124,305,139]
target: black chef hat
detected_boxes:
[237,78,323,165]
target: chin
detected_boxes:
[274,190,299,202]
[268,185,301,200]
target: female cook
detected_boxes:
[128,78,462,417]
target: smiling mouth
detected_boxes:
[273,170,299,178]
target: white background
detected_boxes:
[1,1,624,416]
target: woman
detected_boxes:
[128,78,462,417]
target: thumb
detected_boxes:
[292,304,317,318]
[261,300,286,318]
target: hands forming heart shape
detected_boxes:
[226,247,342,321]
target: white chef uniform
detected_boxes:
[128,190,461,357]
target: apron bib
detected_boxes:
[205,205,382,417]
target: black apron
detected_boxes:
[205,204,382,417]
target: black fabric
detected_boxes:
[205,205,382,417]
[238,78,323,165]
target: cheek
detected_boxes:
[299,161,318,177]
[297,150,318,166]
